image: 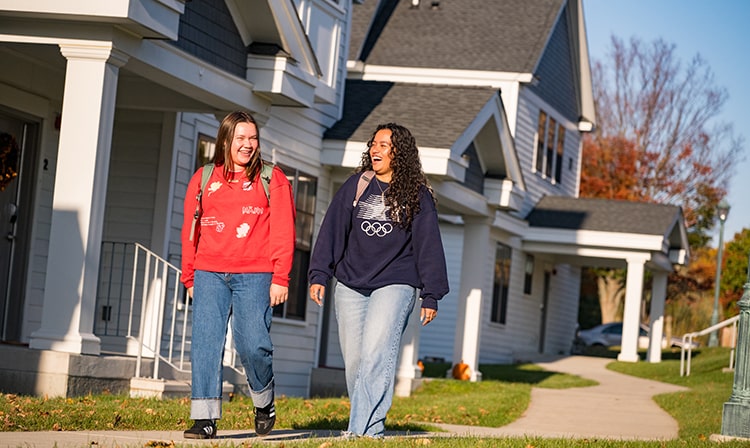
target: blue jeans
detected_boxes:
[190,270,275,420]
[334,282,416,437]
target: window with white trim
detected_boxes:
[195,134,216,170]
[273,163,317,321]
[534,110,566,184]
[491,243,512,324]
[524,254,534,295]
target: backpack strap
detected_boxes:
[189,163,214,242]
[260,160,274,203]
[353,170,376,207]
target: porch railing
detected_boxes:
[680,315,739,377]
[95,241,244,379]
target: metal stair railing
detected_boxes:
[95,241,245,379]
[680,315,739,376]
[128,242,189,379]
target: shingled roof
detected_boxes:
[324,79,498,147]
[351,0,564,72]
[349,0,384,61]
[526,196,683,236]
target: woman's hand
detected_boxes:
[270,283,288,307]
[187,287,194,298]
[420,307,437,326]
[309,284,325,306]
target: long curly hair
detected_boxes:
[212,111,263,181]
[358,123,435,229]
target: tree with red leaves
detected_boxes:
[581,36,744,324]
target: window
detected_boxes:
[533,110,566,184]
[195,134,216,170]
[183,134,218,305]
[273,163,317,320]
[545,116,555,177]
[555,125,565,183]
[293,0,343,88]
[491,243,512,324]
[535,111,546,173]
[523,254,534,295]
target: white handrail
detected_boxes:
[96,241,245,379]
[680,315,739,376]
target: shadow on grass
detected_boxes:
[291,416,433,433]
[291,417,347,431]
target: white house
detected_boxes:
[315,0,688,391]
[0,0,688,399]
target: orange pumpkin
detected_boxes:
[417,360,425,372]
[452,360,471,380]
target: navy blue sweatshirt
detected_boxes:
[308,172,449,309]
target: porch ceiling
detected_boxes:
[1,40,263,115]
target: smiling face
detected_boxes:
[230,121,259,168]
[369,128,394,181]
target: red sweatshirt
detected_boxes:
[181,164,296,288]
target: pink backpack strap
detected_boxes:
[353,170,375,206]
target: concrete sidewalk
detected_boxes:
[0,356,688,447]
[434,355,687,441]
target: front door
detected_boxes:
[0,109,39,342]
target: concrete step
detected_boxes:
[129,377,234,400]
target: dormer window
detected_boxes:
[534,110,565,184]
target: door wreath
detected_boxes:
[0,133,19,192]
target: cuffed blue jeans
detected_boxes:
[190,270,275,420]
[334,282,416,437]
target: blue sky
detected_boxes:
[582,0,750,243]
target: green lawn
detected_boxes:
[0,347,746,447]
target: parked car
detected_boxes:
[574,322,698,350]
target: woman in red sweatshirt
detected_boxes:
[180,111,295,439]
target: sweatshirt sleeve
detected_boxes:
[411,187,450,310]
[308,174,357,287]
[269,166,297,287]
[180,168,203,289]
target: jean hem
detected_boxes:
[190,398,222,420]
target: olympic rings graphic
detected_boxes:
[361,220,393,237]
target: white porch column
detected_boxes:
[395,299,421,397]
[618,256,647,362]
[647,271,668,363]
[451,217,491,381]
[29,43,128,355]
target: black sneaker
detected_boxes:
[254,403,276,436]
[184,419,217,439]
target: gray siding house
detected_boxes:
[0,0,688,399]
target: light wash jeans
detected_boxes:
[334,282,416,437]
[190,270,275,420]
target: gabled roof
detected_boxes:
[324,79,497,147]
[352,0,564,72]
[526,196,682,236]
[524,196,690,269]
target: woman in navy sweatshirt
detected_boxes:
[308,123,449,439]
